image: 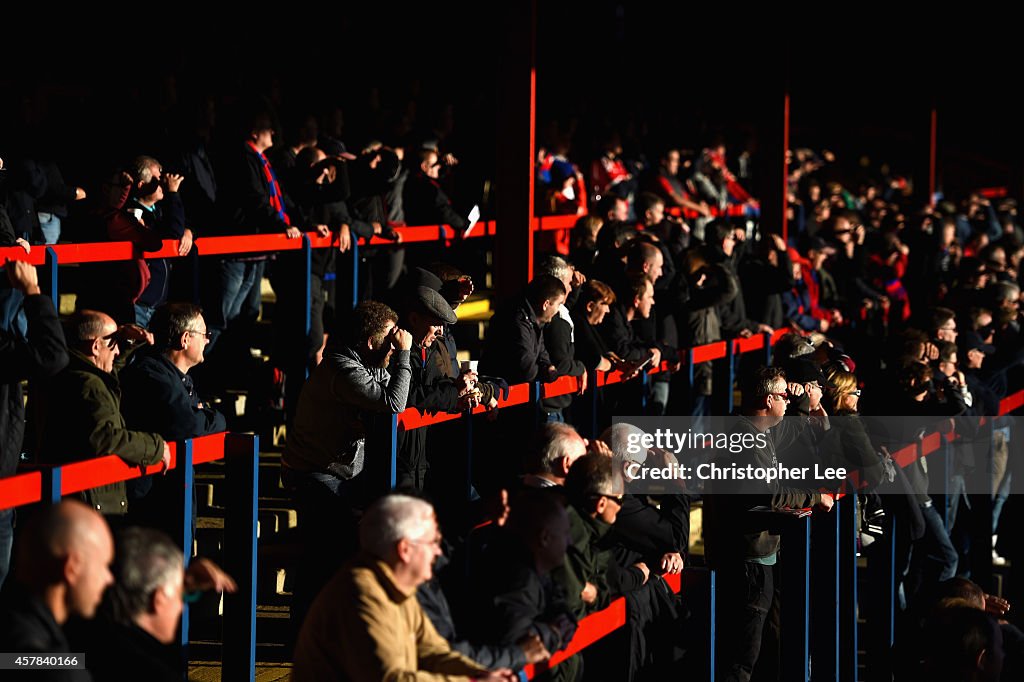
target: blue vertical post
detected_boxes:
[687,349,695,385]
[43,466,62,504]
[781,516,811,682]
[839,492,859,682]
[223,433,259,682]
[302,235,312,336]
[589,369,599,440]
[179,440,195,655]
[709,569,717,681]
[943,438,953,530]
[533,382,543,428]
[763,331,773,366]
[388,413,399,490]
[812,499,841,681]
[726,340,737,414]
[45,247,59,309]
[351,238,360,309]
[640,370,648,412]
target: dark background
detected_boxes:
[2,4,1020,207]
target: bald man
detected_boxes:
[0,500,113,679]
[33,310,170,515]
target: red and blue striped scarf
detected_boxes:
[246,142,290,226]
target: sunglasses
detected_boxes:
[768,391,791,402]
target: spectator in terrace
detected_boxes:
[294,494,515,682]
[921,606,1004,682]
[403,146,469,233]
[207,110,300,348]
[0,260,68,589]
[118,303,226,539]
[708,220,773,339]
[647,148,712,219]
[521,422,589,490]
[480,274,565,385]
[283,300,412,621]
[0,501,114,663]
[537,255,587,423]
[598,273,660,367]
[68,527,236,682]
[33,310,171,516]
[569,214,604,275]
[704,366,833,682]
[474,488,579,682]
[116,155,188,327]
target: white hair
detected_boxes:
[600,422,649,466]
[359,494,435,559]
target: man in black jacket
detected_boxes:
[0,500,114,679]
[481,275,565,385]
[0,260,68,589]
[120,303,226,541]
[704,366,833,682]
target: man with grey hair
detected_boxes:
[294,494,515,682]
[522,422,590,488]
[68,527,235,681]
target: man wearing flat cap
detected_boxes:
[394,286,496,490]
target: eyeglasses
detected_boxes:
[595,492,625,505]
[409,534,444,549]
[938,325,957,332]
[848,389,862,397]
[768,391,791,402]
[186,330,213,339]
[99,332,119,349]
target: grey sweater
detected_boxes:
[284,345,411,479]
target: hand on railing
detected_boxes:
[160,442,171,475]
[5,258,41,295]
[816,493,835,513]
[659,552,684,575]
[177,228,194,257]
[285,227,302,239]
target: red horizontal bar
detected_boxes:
[891,442,919,470]
[532,215,578,232]
[1000,389,1024,415]
[0,471,42,510]
[60,454,167,495]
[398,407,464,430]
[541,375,583,399]
[523,571,681,679]
[733,334,766,354]
[0,247,47,266]
[192,432,229,465]
[194,233,306,257]
[692,341,728,364]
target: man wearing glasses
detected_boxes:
[33,310,171,516]
[119,303,227,540]
[704,366,834,682]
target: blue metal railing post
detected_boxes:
[709,569,717,681]
[640,370,649,412]
[839,492,859,682]
[45,247,59,309]
[223,433,259,682]
[763,331,773,366]
[811,497,841,681]
[726,340,737,414]
[388,413,399,490]
[351,238,360,309]
[781,516,811,682]
[179,440,195,658]
[43,466,62,504]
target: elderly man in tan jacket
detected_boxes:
[293,494,516,682]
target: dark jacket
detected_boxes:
[564,506,614,615]
[481,296,554,384]
[0,592,90,681]
[393,340,463,490]
[569,305,612,371]
[703,415,822,566]
[1,294,68,478]
[417,554,528,671]
[119,350,226,441]
[283,345,411,479]
[542,307,587,411]
[715,253,761,337]
[403,171,468,231]
[34,350,165,514]
[215,143,294,236]
[602,493,690,566]
[596,303,650,363]
[67,615,179,682]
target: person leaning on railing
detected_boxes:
[0,259,69,589]
[31,310,171,516]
